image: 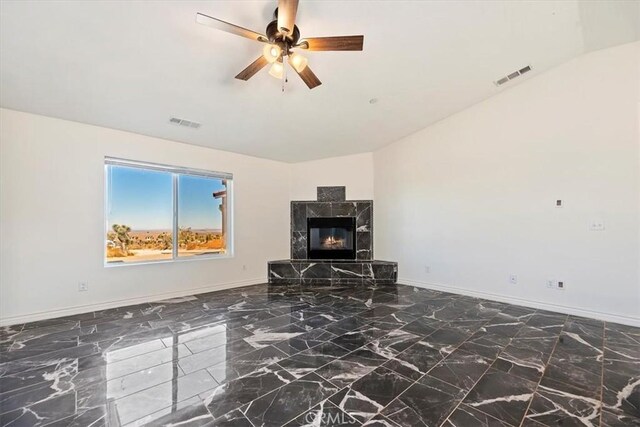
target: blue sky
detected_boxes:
[178,174,225,230]
[107,165,225,230]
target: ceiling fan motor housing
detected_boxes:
[267,8,301,49]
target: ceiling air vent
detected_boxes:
[169,117,201,129]
[494,65,532,86]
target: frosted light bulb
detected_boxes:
[268,62,284,79]
[262,44,281,63]
[289,52,308,72]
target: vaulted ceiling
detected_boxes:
[1,1,638,162]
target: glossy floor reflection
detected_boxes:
[1,283,639,426]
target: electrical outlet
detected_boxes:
[424,265,431,274]
[589,221,605,231]
[546,279,565,290]
[78,282,88,292]
[509,274,518,284]
[555,199,563,208]
[242,265,247,271]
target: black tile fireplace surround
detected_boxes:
[268,186,398,286]
[291,188,373,261]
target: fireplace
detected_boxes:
[269,186,398,286]
[307,217,356,259]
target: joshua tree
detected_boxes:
[112,224,132,254]
[158,232,172,250]
[179,227,194,248]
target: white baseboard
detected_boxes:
[5,277,638,328]
[400,278,640,328]
[0,278,266,327]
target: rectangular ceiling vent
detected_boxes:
[494,65,532,86]
[169,117,201,129]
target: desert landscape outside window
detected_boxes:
[105,158,231,265]
[177,174,228,258]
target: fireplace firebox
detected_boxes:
[307,217,356,259]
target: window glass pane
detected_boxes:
[106,165,173,264]
[177,175,227,257]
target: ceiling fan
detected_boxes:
[196,0,364,89]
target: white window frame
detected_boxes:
[104,157,234,267]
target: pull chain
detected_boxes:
[282,55,287,93]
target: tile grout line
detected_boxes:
[436,310,542,427]
[598,321,606,427]
[6,285,626,427]
[506,326,609,406]
[452,311,571,426]
[515,314,568,427]
[108,365,215,405]
[205,305,435,425]
[201,325,375,424]
[291,343,411,425]
[104,368,219,427]
[360,308,501,426]
[11,320,275,423]
[159,291,629,424]
[2,291,363,416]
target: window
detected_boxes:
[105,158,231,265]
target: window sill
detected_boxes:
[104,252,234,268]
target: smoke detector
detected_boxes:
[169,117,201,129]
[494,65,532,86]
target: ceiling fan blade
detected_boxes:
[235,56,269,81]
[277,0,299,35]
[291,62,322,89]
[298,35,364,51]
[196,13,268,43]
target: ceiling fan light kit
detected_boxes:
[263,44,282,63]
[196,0,364,90]
[268,61,284,79]
[288,52,308,72]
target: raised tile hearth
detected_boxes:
[1,283,638,426]
[268,259,398,286]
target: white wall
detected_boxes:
[0,109,291,325]
[374,42,640,325]
[3,42,639,327]
[289,153,374,201]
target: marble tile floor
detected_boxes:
[0,283,639,426]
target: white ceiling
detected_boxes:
[1,1,638,162]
